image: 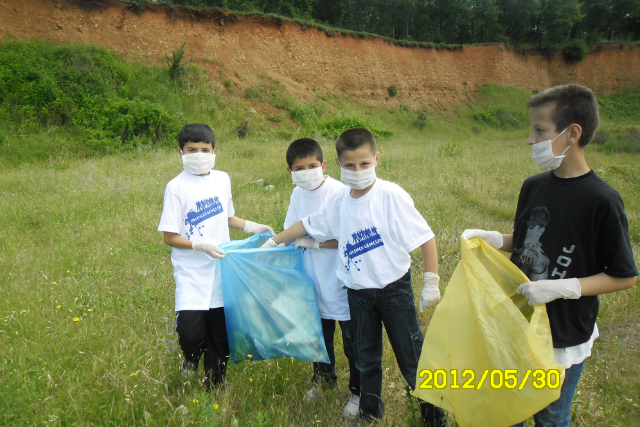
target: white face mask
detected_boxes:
[340,166,377,190]
[531,127,570,170]
[181,151,216,175]
[291,167,325,191]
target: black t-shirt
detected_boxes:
[511,170,638,348]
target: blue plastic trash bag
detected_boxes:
[218,233,330,365]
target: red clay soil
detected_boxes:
[2,0,640,110]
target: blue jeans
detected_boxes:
[348,270,446,426]
[512,362,585,427]
[312,318,360,396]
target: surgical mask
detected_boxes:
[181,151,216,175]
[291,167,325,191]
[340,166,377,190]
[531,127,570,170]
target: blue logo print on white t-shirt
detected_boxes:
[343,227,385,271]
[184,197,224,239]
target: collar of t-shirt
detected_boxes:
[346,179,379,205]
[548,169,594,185]
[181,170,213,182]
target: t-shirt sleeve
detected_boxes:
[513,179,531,232]
[303,195,339,242]
[283,191,298,230]
[226,174,235,217]
[390,189,434,252]
[597,198,639,278]
[158,184,182,234]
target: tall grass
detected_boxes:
[1,42,639,426]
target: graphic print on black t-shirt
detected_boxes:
[184,196,224,239]
[342,226,385,271]
[512,206,551,280]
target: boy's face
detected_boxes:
[528,105,569,156]
[288,156,326,174]
[180,141,215,155]
[336,146,379,171]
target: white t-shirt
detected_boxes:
[158,170,235,311]
[554,324,599,368]
[284,176,350,321]
[303,179,434,290]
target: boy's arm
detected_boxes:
[228,216,275,234]
[420,237,440,312]
[262,221,308,247]
[163,232,225,258]
[518,273,637,306]
[164,232,193,249]
[319,240,339,249]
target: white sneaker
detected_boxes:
[304,383,321,402]
[342,393,360,419]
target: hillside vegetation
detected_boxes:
[1,41,639,166]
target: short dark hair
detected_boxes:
[526,84,600,147]
[335,128,376,159]
[178,123,216,150]
[285,138,323,168]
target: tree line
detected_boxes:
[162,0,640,48]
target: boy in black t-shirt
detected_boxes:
[463,84,638,427]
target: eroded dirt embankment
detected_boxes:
[2,0,640,110]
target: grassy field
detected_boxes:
[1,43,639,426]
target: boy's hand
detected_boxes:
[461,229,503,249]
[420,272,441,312]
[244,220,275,235]
[517,278,581,305]
[294,237,320,250]
[192,241,226,259]
[260,238,285,249]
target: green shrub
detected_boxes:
[319,116,393,139]
[415,109,428,130]
[473,106,527,130]
[245,87,262,100]
[163,42,187,82]
[388,85,397,97]
[224,79,233,88]
[0,41,178,160]
[562,39,588,61]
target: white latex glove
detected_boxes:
[260,238,285,249]
[294,237,320,250]
[461,229,503,249]
[192,241,226,259]
[420,272,441,312]
[516,278,581,305]
[244,220,275,235]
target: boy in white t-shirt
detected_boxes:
[158,123,274,389]
[262,128,446,426]
[283,138,360,418]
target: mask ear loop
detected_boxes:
[554,127,571,158]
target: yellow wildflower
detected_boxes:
[193,399,199,404]
[73,317,80,322]
[213,403,219,409]
[249,378,253,383]
[52,282,57,285]
[87,309,93,312]
[56,305,61,309]
[130,373,137,377]
[247,354,253,358]
[22,310,27,313]
[285,378,289,381]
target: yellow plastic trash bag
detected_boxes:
[413,238,565,427]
